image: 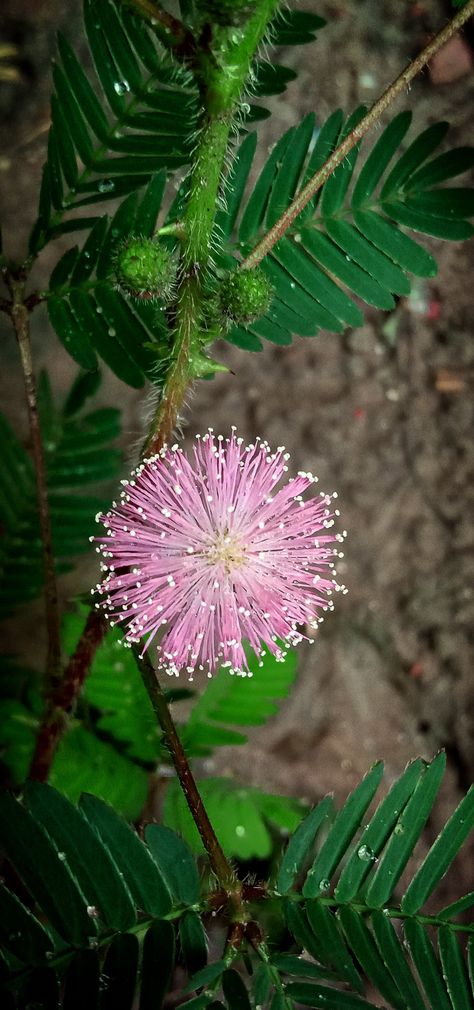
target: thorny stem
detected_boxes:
[8,276,62,687]
[28,610,107,781]
[144,0,279,457]
[133,647,240,894]
[242,0,474,270]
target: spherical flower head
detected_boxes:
[115,237,176,300]
[220,268,273,325]
[94,430,346,679]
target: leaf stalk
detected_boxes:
[242,0,474,269]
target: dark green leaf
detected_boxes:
[353,209,437,278]
[51,97,79,188]
[185,961,228,995]
[222,969,252,1010]
[320,106,366,218]
[370,910,424,1010]
[381,122,449,197]
[47,297,98,370]
[352,112,412,206]
[0,793,93,945]
[335,759,424,903]
[439,891,474,921]
[63,369,101,417]
[80,793,172,916]
[365,752,446,908]
[284,982,376,1009]
[297,110,344,222]
[266,114,315,227]
[304,762,384,897]
[100,933,139,1010]
[180,912,208,973]
[273,239,363,328]
[325,219,411,295]
[385,199,474,239]
[0,885,52,965]
[239,129,295,243]
[403,920,451,1010]
[302,230,395,310]
[405,188,474,218]
[25,782,136,931]
[271,954,337,982]
[271,10,326,47]
[52,62,93,165]
[22,966,59,1010]
[145,824,200,905]
[407,146,474,190]
[134,171,166,236]
[57,33,109,141]
[62,950,100,1010]
[401,783,474,914]
[70,217,108,284]
[277,796,334,894]
[139,920,175,1010]
[338,907,404,1008]
[438,927,472,1010]
[306,901,362,992]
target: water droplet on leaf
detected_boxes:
[113,80,130,95]
[357,844,375,862]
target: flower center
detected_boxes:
[206,529,247,573]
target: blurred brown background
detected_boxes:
[1,1,473,898]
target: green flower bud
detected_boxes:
[115,237,176,300]
[219,268,273,325]
[196,0,255,27]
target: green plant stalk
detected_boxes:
[133,646,239,894]
[8,277,62,687]
[242,0,474,269]
[144,0,279,458]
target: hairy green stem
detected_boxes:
[9,278,62,686]
[144,0,279,457]
[242,0,474,269]
[133,647,239,892]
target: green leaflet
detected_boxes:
[163,777,304,861]
[225,111,473,349]
[0,375,121,616]
[30,0,198,251]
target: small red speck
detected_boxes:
[427,300,441,321]
[409,662,423,679]
[353,406,364,419]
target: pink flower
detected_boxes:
[94,429,346,678]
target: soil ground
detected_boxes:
[1,0,473,901]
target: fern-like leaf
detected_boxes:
[29,0,198,252]
[0,372,121,615]
[46,181,169,385]
[222,111,474,351]
[275,754,474,1010]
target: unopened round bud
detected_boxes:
[220,268,273,325]
[115,237,176,300]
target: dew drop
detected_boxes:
[108,327,116,337]
[87,905,99,918]
[57,851,67,861]
[113,80,130,95]
[241,103,250,114]
[318,878,331,893]
[394,823,404,835]
[357,844,375,862]
[235,825,246,837]
[96,305,103,314]
[98,179,115,194]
